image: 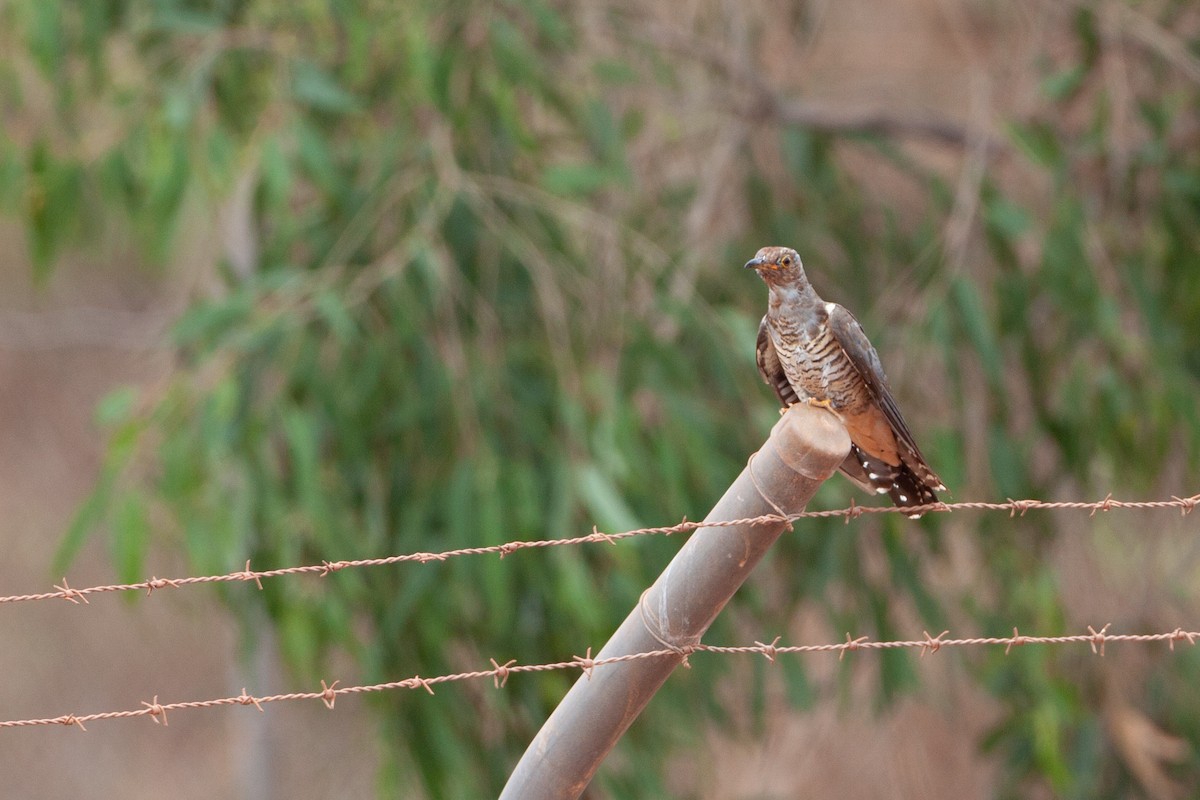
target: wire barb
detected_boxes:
[755,636,783,663]
[319,680,339,709]
[144,576,180,596]
[1091,493,1115,516]
[1088,623,1111,656]
[921,630,949,657]
[141,696,168,726]
[491,658,517,688]
[237,688,265,712]
[54,578,89,605]
[1,493,1194,608]
[242,561,264,590]
[1007,498,1034,517]
[4,628,1199,731]
[1168,628,1197,650]
[589,526,617,546]
[839,634,869,661]
[573,647,596,680]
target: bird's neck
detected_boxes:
[767,280,820,316]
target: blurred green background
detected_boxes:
[2,0,1199,797]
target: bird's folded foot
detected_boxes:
[805,397,835,410]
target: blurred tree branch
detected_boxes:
[637,18,1006,152]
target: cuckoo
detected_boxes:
[745,246,944,516]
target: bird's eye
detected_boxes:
[781,256,792,267]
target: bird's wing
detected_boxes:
[827,303,944,490]
[756,316,800,407]
[756,315,879,496]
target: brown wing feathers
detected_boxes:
[826,304,944,498]
[755,317,800,408]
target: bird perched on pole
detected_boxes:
[745,246,944,516]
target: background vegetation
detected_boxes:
[3,0,1199,796]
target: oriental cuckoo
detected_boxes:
[746,246,944,516]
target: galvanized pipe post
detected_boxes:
[500,404,849,799]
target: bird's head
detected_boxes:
[744,246,808,287]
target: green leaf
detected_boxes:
[149,6,224,34]
[315,290,357,342]
[55,470,115,574]
[551,548,606,631]
[490,16,539,84]
[951,277,1003,388]
[291,61,362,114]
[594,59,638,85]
[575,464,641,532]
[540,163,613,196]
[26,0,65,80]
[1032,700,1071,790]
[110,493,149,584]
[1040,66,1085,101]
[583,99,627,172]
[259,136,292,210]
[279,604,320,677]
[163,84,195,130]
[171,293,255,347]
[782,657,814,709]
[0,135,24,210]
[1007,121,1063,169]
[526,0,572,46]
[987,424,1030,499]
[984,196,1032,241]
[96,387,138,426]
[282,407,328,531]
[295,120,338,191]
[26,143,83,277]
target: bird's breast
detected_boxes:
[770,316,869,414]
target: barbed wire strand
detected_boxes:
[2,493,1196,607]
[2,626,1195,731]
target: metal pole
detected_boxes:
[499,404,849,799]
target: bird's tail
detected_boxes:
[838,445,939,518]
[886,466,938,518]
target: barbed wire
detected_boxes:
[2,625,1194,731]
[1,493,1195,608]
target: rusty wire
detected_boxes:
[1,625,1195,731]
[1,493,1196,607]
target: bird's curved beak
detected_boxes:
[744,256,766,270]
